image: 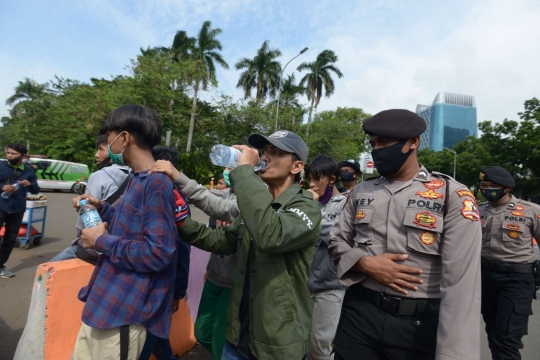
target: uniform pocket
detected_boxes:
[501,220,531,243]
[404,208,444,256]
[354,208,374,246]
[508,300,533,335]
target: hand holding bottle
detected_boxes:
[81,222,108,249]
[231,145,262,168]
[72,194,103,212]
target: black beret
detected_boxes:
[338,159,361,174]
[479,166,515,187]
[362,109,427,139]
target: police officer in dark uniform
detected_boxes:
[478,166,539,360]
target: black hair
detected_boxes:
[305,156,340,181]
[101,105,162,149]
[96,134,108,148]
[7,143,27,155]
[218,174,225,180]
[152,146,179,168]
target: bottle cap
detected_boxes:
[79,199,88,206]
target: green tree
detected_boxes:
[235,40,282,101]
[186,20,229,153]
[302,107,370,161]
[297,50,343,136]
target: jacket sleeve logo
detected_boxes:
[414,212,437,229]
[415,189,444,199]
[419,231,436,245]
[356,210,366,220]
[461,199,480,221]
[424,179,445,190]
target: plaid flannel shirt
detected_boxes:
[78,171,178,338]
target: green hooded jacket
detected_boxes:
[179,165,321,360]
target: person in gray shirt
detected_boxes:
[150,159,239,360]
[50,134,129,262]
[305,156,348,360]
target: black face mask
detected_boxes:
[97,157,112,170]
[340,171,356,183]
[371,139,413,178]
[8,157,22,166]
[481,188,507,203]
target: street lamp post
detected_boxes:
[444,147,457,179]
[275,47,308,132]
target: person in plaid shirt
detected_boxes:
[70,105,179,360]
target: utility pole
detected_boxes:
[275,47,308,132]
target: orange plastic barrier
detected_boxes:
[16,259,196,360]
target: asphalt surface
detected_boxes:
[0,192,539,359]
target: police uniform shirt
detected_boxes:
[479,194,540,264]
[329,166,482,360]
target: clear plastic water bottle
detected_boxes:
[209,145,266,171]
[79,199,103,228]
[1,182,20,199]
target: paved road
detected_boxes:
[0,192,539,359]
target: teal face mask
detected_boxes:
[107,132,126,166]
[223,170,231,187]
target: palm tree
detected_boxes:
[278,74,305,109]
[235,40,282,101]
[6,78,50,107]
[186,21,229,153]
[297,50,343,136]
[171,30,195,61]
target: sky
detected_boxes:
[1,0,539,124]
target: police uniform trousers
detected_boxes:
[334,284,439,360]
[481,260,535,360]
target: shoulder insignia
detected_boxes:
[456,189,475,198]
[511,210,525,216]
[414,212,437,229]
[419,231,436,245]
[516,205,524,211]
[356,210,366,220]
[424,179,445,190]
[461,199,480,221]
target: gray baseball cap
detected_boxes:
[248,130,308,162]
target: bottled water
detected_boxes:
[79,199,103,228]
[1,182,20,199]
[209,145,266,171]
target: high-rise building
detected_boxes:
[416,92,477,151]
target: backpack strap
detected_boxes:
[106,175,130,205]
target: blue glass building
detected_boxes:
[416,92,477,151]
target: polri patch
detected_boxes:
[511,210,525,216]
[416,189,444,199]
[356,210,366,220]
[507,223,520,231]
[424,179,445,190]
[414,212,437,229]
[509,231,520,239]
[456,189,475,198]
[420,231,435,245]
[461,199,480,221]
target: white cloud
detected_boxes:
[314,0,540,123]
